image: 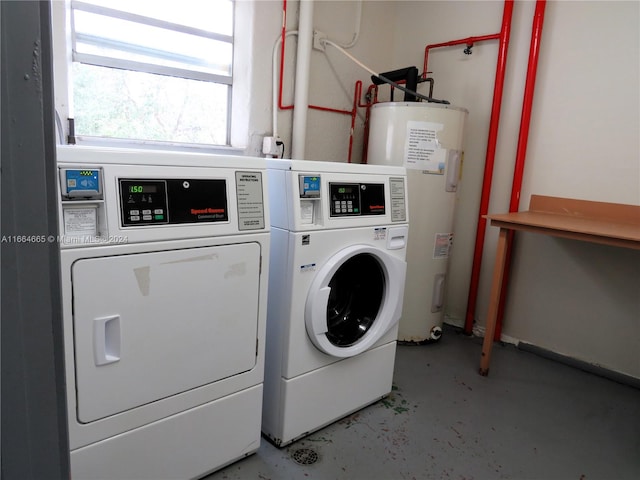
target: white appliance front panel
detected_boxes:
[73,243,261,422]
[57,146,270,249]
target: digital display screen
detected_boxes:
[129,185,158,194]
[338,187,353,194]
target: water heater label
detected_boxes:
[433,233,453,259]
[404,121,446,174]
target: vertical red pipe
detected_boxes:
[493,0,547,340]
[463,0,514,334]
[279,0,293,111]
[347,81,362,163]
[361,85,378,164]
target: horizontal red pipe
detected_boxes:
[494,0,547,340]
[423,33,500,79]
[309,105,352,115]
[464,0,514,334]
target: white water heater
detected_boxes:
[367,102,467,343]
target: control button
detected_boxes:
[335,208,341,213]
[130,215,140,221]
[142,209,152,215]
[348,208,353,212]
[341,201,347,206]
[130,209,139,215]
[143,215,152,221]
[154,214,164,220]
[154,209,163,214]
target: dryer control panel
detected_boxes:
[119,178,228,226]
[329,182,385,217]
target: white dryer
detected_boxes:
[263,159,409,447]
[56,146,270,479]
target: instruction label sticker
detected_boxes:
[63,207,97,237]
[404,121,447,174]
[389,177,407,222]
[300,263,316,273]
[433,233,453,259]
[236,171,265,230]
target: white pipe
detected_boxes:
[339,0,362,49]
[291,0,314,159]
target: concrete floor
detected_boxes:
[205,327,640,480]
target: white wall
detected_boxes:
[235,0,397,162]
[391,0,639,378]
[501,1,639,378]
[242,0,639,378]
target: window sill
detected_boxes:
[69,136,245,156]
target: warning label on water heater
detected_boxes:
[433,233,453,259]
[404,121,447,174]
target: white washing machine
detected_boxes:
[56,146,270,479]
[262,159,409,447]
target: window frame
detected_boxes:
[52,0,240,152]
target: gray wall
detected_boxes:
[1,1,70,478]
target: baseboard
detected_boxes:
[444,319,640,390]
[517,341,640,390]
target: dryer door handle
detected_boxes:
[94,315,121,366]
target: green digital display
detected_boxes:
[129,185,157,194]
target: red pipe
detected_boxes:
[309,105,352,115]
[361,85,378,164]
[493,0,547,340]
[347,81,363,163]
[463,0,514,334]
[278,0,353,115]
[278,0,293,110]
[423,33,501,79]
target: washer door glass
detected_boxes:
[326,253,384,347]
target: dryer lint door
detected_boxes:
[305,245,406,358]
[72,243,261,423]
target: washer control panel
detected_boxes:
[119,178,228,227]
[329,182,385,217]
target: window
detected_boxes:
[68,0,233,147]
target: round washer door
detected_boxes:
[304,244,407,358]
